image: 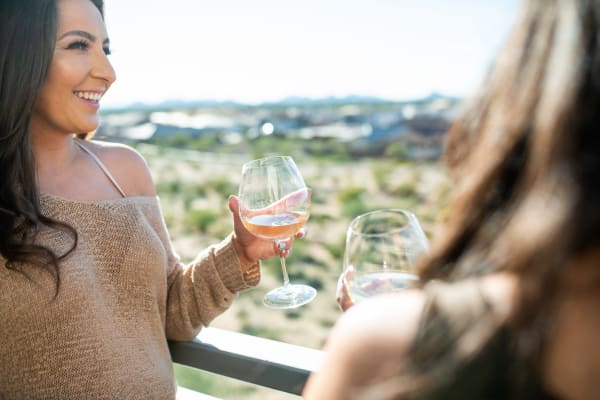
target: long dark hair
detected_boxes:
[415,0,599,386]
[0,0,105,288]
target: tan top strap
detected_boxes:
[75,140,127,198]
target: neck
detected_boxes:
[31,133,81,192]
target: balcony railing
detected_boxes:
[169,327,325,399]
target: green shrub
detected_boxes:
[207,177,237,197]
[173,365,256,398]
[240,323,280,340]
[326,241,345,260]
[285,309,302,319]
[341,199,370,219]
[156,179,182,195]
[385,141,409,160]
[185,209,219,232]
[372,162,395,192]
[391,182,419,199]
[337,187,366,204]
[305,276,324,290]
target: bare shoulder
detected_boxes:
[333,290,425,351]
[303,290,425,399]
[83,140,156,197]
[328,274,515,360]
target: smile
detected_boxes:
[74,91,103,102]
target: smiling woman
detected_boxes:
[30,0,115,141]
[0,1,296,399]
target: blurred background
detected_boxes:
[98,1,520,398]
[102,0,519,108]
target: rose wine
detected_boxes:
[242,212,308,240]
[348,271,418,303]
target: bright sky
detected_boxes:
[101,0,521,108]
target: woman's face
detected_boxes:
[30,0,116,138]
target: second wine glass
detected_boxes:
[342,209,429,304]
[238,156,316,309]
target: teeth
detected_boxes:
[74,91,102,101]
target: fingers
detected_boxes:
[232,192,309,260]
[295,227,307,239]
[337,290,354,312]
[276,240,292,257]
[281,227,308,256]
[336,271,355,312]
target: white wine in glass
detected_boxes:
[342,209,429,304]
[238,156,316,309]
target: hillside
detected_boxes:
[136,144,452,398]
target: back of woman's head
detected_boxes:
[351,2,600,399]
[422,0,600,325]
[394,0,600,397]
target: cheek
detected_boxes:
[32,84,56,121]
[35,58,81,111]
[44,55,84,94]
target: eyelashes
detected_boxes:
[66,40,111,56]
[66,39,90,51]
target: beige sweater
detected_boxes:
[0,193,259,399]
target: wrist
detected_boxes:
[231,233,257,273]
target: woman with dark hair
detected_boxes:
[304,0,600,398]
[0,0,290,398]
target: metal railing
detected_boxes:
[169,327,325,398]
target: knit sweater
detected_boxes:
[0,193,260,399]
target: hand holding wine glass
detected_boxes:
[238,156,316,309]
[338,209,429,310]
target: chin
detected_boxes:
[76,119,100,134]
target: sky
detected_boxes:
[101,0,521,109]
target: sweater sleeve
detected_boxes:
[146,197,261,341]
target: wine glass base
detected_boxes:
[263,284,317,309]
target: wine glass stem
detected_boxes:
[279,256,290,286]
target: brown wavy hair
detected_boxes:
[0,0,105,290]
[352,2,600,399]
[415,0,600,382]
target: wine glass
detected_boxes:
[238,156,316,309]
[341,209,429,304]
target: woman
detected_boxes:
[304,0,600,398]
[0,0,291,398]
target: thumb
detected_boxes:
[228,195,246,230]
[228,195,239,214]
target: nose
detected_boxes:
[91,51,117,86]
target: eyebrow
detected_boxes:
[58,30,110,46]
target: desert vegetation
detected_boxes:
[130,138,452,398]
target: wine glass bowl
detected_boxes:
[342,209,429,304]
[238,156,316,309]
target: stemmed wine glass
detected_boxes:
[341,209,429,304]
[238,156,316,309]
